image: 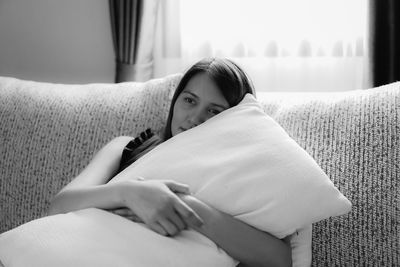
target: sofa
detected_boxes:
[0,74,398,266]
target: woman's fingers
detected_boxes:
[126,214,144,223]
[168,210,187,231]
[109,208,144,223]
[164,180,190,194]
[173,198,204,228]
[110,207,133,216]
[120,179,202,236]
[150,222,168,236]
[158,218,179,236]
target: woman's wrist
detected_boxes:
[117,180,140,208]
[106,182,126,208]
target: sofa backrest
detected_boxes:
[0,74,180,230]
[0,75,398,266]
[257,89,399,266]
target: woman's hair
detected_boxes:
[163,57,255,140]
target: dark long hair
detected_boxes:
[163,58,255,140]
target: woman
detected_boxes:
[49,58,292,267]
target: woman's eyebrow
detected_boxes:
[182,91,198,99]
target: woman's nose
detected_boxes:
[188,109,207,126]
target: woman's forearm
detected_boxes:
[180,195,292,267]
[48,183,124,215]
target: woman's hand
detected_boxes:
[120,180,204,236]
[109,207,144,223]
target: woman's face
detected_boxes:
[171,73,229,136]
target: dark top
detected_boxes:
[116,128,164,174]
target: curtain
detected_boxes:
[109,0,160,82]
[154,0,370,92]
[370,0,400,87]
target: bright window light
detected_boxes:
[179,0,367,58]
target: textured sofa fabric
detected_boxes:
[0,74,180,230]
[0,75,399,266]
[257,89,399,266]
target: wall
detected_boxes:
[0,0,114,84]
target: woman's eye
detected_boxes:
[184,97,195,104]
[209,109,221,115]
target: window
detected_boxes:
[154,0,369,91]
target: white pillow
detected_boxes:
[0,93,348,266]
[112,93,351,238]
[0,208,236,267]
[0,215,312,267]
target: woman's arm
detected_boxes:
[48,136,134,215]
[48,136,203,236]
[179,194,292,267]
